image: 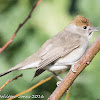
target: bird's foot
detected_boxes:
[56,76,63,87]
[71,67,76,73]
[66,88,69,93]
[56,81,62,87]
[71,64,77,73]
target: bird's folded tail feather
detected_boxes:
[0,70,12,77]
[0,67,19,77]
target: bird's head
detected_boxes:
[65,15,99,39]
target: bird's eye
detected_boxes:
[83,26,87,29]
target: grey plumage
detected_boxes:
[1,15,98,78]
[0,30,81,77]
[38,30,81,69]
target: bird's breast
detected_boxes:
[55,44,89,64]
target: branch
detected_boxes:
[0,74,23,91]
[6,75,55,100]
[48,35,100,100]
[6,71,65,100]
[0,0,42,54]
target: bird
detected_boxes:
[0,15,99,82]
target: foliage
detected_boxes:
[0,0,100,100]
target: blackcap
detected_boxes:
[0,15,99,82]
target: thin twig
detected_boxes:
[0,74,23,91]
[6,75,55,100]
[65,88,70,100]
[0,0,42,54]
[48,35,100,100]
[6,71,65,100]
[65,92,69,100]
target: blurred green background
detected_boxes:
[0,0,100,100]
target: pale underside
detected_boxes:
[17,30,88,71]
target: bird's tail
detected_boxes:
[0,70,12,77]
[0,55,40,77]
[0,67,19,77]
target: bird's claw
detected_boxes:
[71,64,77,73]
[71,67,77,73]
[56,81,62,87]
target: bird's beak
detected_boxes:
[90,27,99,32]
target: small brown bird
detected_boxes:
[0,15,99,82]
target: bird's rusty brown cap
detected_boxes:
[71,15,92,27]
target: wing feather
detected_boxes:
[37,30,81,69]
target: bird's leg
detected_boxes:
[52,72,63,80]
[52,72,70,93]
[52,72,63,87]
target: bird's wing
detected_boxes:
[0,30,81,77]
[37,30,81,69]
